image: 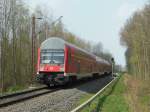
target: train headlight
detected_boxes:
[60,67,64,71]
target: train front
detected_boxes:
[36,37,67,86]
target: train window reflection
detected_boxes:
[40,50,64,64]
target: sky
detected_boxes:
[24,0,148,66]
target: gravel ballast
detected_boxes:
[0,75,112,112]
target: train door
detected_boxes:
[77,60,80,74]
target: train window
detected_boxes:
[40,50,64,64]
[52,52,64,64]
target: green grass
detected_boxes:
[6,85,25,93]
[0,85,27,95]
[80,75,130,112]
[78,93,94,104]
[140,95,150,105]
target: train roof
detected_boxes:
[41,37,110,65]
[41,37,66,50]
[41,37,96,57]
[95,56,110,65]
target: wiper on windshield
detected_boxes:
[49,60,55,64]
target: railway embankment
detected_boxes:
[74,73,130,112]
[75,73,150,112]
[0,75,112,112]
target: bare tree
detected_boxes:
[120,3,150,80]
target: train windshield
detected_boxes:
[40,50,64,64]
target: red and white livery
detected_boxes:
[36,37,111,86]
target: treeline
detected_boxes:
[120,3,150,80]
[0,0,112,93]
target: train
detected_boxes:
[36,37,112,86]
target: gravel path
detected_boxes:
[0,75,112,112]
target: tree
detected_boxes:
[120,3,150,80]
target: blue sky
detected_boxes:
[25,0,148,66]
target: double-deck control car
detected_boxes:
[36,37,111,86]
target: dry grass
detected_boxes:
[124,74,150,112]
[138,79,150,112]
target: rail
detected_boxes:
[0,86,59,107]
[0,86,47,99]
[71,76,117,112]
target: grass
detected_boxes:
[78,73,150,112]
[78,93,95,105]
[1,82,41,95]
[0,85,29,96]
[6,85,26,93]
[139,81,150,111]
[78,74,130,112]
[100,75,129,112]
[124,74,150,112]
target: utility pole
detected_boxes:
[31,15,62,84]
[31,16,42,84]
[45,23,47,40]
[31,15,36,83]
[52,16,63,36]
[45,16,63,37]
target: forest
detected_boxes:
[121,3,150,80]
[120,3,150,111]
[0,0,113,94]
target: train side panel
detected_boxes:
[64,45,96,79]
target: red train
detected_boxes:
[36,37,112,86]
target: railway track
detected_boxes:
[0,86,59,108]
[0,77,94,108]
[0,74,112,111]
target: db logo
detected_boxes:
[49,67,53,70]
